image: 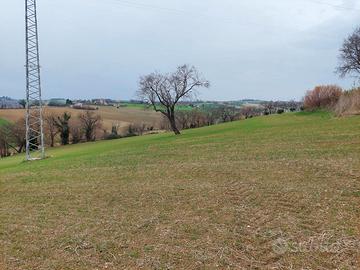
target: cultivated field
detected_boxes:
[0,112,359,269]
[0,106,162,134]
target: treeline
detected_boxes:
[0,100,302,158]
[0,109,155,158]
[304,85,360,115]
[160,101,302,131]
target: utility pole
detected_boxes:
[25,0,45,160]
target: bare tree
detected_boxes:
[337,27,360,79]
[217,106,240,122]
[176,111,192,129]
[0,119,26,155]
[0,133,10,157]
[44,112,59,147]
[262,101,276,115]
[204,107,220,126]
[0,124,12,157]
[78,110,102,142]
[10,119,26,153]
[138,65,209,135]
[70,119,83,144]
[240,106,261,119]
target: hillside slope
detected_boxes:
[1,112,359,269]
[0,118,8,126]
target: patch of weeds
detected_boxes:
[144,245,153,252]
[128,250,140,259]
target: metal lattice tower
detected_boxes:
[25,0,45,160]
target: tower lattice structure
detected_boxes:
[25,0,45,160]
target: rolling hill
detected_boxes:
[0,106,162,135]
[0,112,359,269]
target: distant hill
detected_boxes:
[0,97,22,109]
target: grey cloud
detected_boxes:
[1,0,359,100]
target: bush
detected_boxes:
[127,123,146,136]
[304,85,342,111]
[277,109,285,114]
[335,88,360,116]
[104,133,122,140]
[104,124,122,140]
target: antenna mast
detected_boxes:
[25,0,45,160]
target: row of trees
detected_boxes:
[160,102,298,132]
[0,111,102,157]
[161,107,243,131]
[44,110,101,147]
[0,119,26,157]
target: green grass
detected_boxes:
[1,112,359,269]
[118,102,193,111]
[0,118,8,126]
[118,102,150,109]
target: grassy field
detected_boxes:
[0,118,8,126]
[0,112,359,269]
[119,102,194,111]
[0,106,162,134]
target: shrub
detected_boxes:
[104,124,122,140]
[240,106,262,119]
[277,109,285,114]
[335,88,360,116]
[70,120,83,144]
[304,85,343,111]
[127,123,146,136]
[104,133,122,140]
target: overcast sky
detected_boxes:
[1,0,360,101]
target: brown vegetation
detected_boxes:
[303,85,360,116]
[0,106,162,134]
[335,88,360,116]
[0,119,26,157]
[304,85,343,111]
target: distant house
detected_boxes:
[0,97,22,109]
[48,98,67,107]
[92,99,108,106]
[73,102,83,108]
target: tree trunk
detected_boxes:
[50,135,55,147]
[168,112,181,135]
